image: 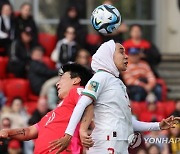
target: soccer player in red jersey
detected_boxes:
[0,63,93,154]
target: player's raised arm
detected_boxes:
[0,125,38,144]
[132,116,180,132]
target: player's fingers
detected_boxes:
[49,143,62,152]
[174,117,180,121]
[48,142,59,149]
[85,135,92,139]
[166,115,174,122]
[82,140,94,147]
[55,146,65,154]
[82,142,94,148]
[49,139,59,144]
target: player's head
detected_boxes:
[113,42,128,72]
[91,40,128,77]
[56,63,93,99]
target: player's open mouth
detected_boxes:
[124,62,128,66]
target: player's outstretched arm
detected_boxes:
[132,116,180,132]
[80,104,94,148]
[0,125,38,144]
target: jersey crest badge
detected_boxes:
[88,81,99,92]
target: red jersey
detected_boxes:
[34,86,84,154]
[122,39,151,54]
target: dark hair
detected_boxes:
[129,24,143,32]
[2,117,11,123]
[75,48,90,59]
[59,63,93,86]
[20,2,31,9]
[0,3,13,15]
[11,97,23,106]
[31,46,45,54]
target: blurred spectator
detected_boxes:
[0,3,15,56]
[8,26,36,78]
[171,100,180,117]
[147,144,161,154]
[7,139,22,154]
[0,91,6,110]
[140,94,165,122]
[56,4,87,46]
[28,97,51,125]
[28,46,58,95]
[101,0,128,43]
[15,2,38,43]
[75,48,91,69]
[0,117,11,129]
[0,0,10,9]
[168,124,180,154]
[0,117,11,154]
[1,97,29,128]
[123,24,161,77]
[51,26,79,68]
[122,48,161,101]
[40,76,59,110]
[136,148,147,154]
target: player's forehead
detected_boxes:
[59,71,71,78]
[115,43,125,51]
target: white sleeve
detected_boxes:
[132,117,161,131]
[82,72,106,101]
[65,95,93,136]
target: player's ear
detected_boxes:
[73,77,81,85]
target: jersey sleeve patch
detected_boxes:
[87,81,100,92]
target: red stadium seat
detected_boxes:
[28,90,39,102]
[131,101,146,118]
[0,79,4,91]
[0,57,8,79]
[24,101,37,115]
[27,80,39,101]
[4,79,29,105]
[42,56,56,69]
[164,101,176,116]
[39,33,57,57]
[86,34,102,46]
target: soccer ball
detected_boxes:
[91,4,121,34]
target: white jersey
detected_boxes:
[82,70,134,141]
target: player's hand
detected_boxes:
[79,129,94,149]
[0,129,9,145]
[48,134,72,154]
[159,116,179,130]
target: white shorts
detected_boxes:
[86,140,129,154]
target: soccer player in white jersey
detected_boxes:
[49,40,180,154]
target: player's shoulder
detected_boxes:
[93,70,110,79]
[69,86,84,96]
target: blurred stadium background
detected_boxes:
[0,0,180,154]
